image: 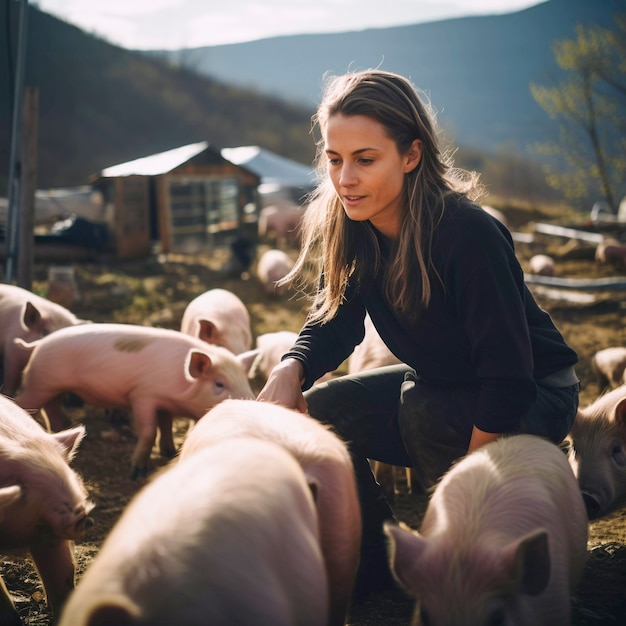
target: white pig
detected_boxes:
[0,394,92,620]
[12,323,255,479]
[348,315,414,497]
[566,384,626,519]
[591,347,626,390]
[0,284,87,397]
[256,248,293,296]
[59,437,328,626]
[180,288,252,355]
[0,485,25,625]
[258,204,303,247]
[180,398,361,626]
[385,434,588,626]
[348,314,402,375]
[528,254,555,276]
[239,330,333,394]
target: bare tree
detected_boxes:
[530,14,626,211]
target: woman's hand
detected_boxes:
[467,425,501,454]
[256,358,308,413]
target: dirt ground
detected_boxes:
[1,202,625,625]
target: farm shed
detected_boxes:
[221,145,316,209]
[91,141,261,257]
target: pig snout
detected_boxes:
[74,507,94,535]
[56,501,95,539]
[576,468,616,520]
[581,490,603,520]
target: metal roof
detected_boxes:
[221,145,316,188]
[100,141,209,177]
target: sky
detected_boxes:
[33,0,546,50]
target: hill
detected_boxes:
[1,0,623,196]
[0,5,315,189]
[147,0,625,160]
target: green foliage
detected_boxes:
[530,13,626,211]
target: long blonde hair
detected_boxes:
[284,69,483,324]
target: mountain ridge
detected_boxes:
[146,0,625,157]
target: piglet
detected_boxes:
[385,434,588,626]
[528,254,555,276]
[256,248,293,295]
[595,237,626,269]
[239,330,333,394]
[591,347,626,390]
[348,314,401,375]
[180,288,252,355]
[0,394,92,622]
[566,384,626,519]
[59,437,328,626]
[348,315,414,498]
[0,284,87,397]
[13,323,255,479]
[180,398,361,626]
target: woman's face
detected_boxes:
[324,113,422,238]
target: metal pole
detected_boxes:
[5,0,29,284]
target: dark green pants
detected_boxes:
[304,364,579,536]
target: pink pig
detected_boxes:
[180,288,252,355]
[59,437,328,626]
[239,330,333,394]
[180,398,361,626]
[348,314,401,375]
[348,316,413,498]
[591,347,626,390]
[528,254,555,276]
[0,394,92,621]
[385,434,588,626]
[13,323,255,479]
[566,384,626,519]
[256,248,293,295]
[0,284,87,397]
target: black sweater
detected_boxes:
[284,197,578,433]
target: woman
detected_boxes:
[257,69,579,598]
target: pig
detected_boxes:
[348,314,401,375]
[566,384,626,519]
[528,254,555,276]
[258,204,303,247]
[348,315,416,498]
[12,323,255,479]
[0,284,87,397]
[385,434,588,626]
[59,436,328,626]
[180,398,361,626]
[481,204,508,227]
[238,330,333,394]
[595,237,626,269]
[0,393,92,621]
[0,485,25,626]
[591,346,626,389]
[256,248,294,296]
[180,288,252,355]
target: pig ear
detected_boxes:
[52,425,87,461]
[502,529,550,596]
[614,397,626,427]
[307,479,319,504]
[237,349,262,376]
[0,485,21,515]
[22,301,42,331]
[187,350,213,380]
[85,595,141,626]
[198,319,218,344]
[383,521,426,591]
